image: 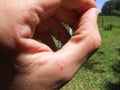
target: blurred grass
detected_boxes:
[61,16,120,90]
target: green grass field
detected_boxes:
[61,16,120,90]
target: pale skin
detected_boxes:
[0,0,101,90]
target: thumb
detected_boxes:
[17,38,53,53]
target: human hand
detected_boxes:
[0,0,101,90]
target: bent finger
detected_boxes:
[55,8,101,77]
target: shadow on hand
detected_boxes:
[0,46,18,90]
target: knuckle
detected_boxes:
[88,33,101,53]
[52,59,74,82]
[93,34,101,49]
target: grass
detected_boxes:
[61,16,120,90]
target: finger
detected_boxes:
[36,17,71,45]
[33,0,63,19]
[75,0,97,15]
[63,0,97,10]
[35,19,51,32]
[55,8,101,75]
[56,7,79,30]
[18,37,53,53]
[34,31,57,51]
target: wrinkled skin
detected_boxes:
[0,0,101,90]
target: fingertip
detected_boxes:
[88,8,98,18]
